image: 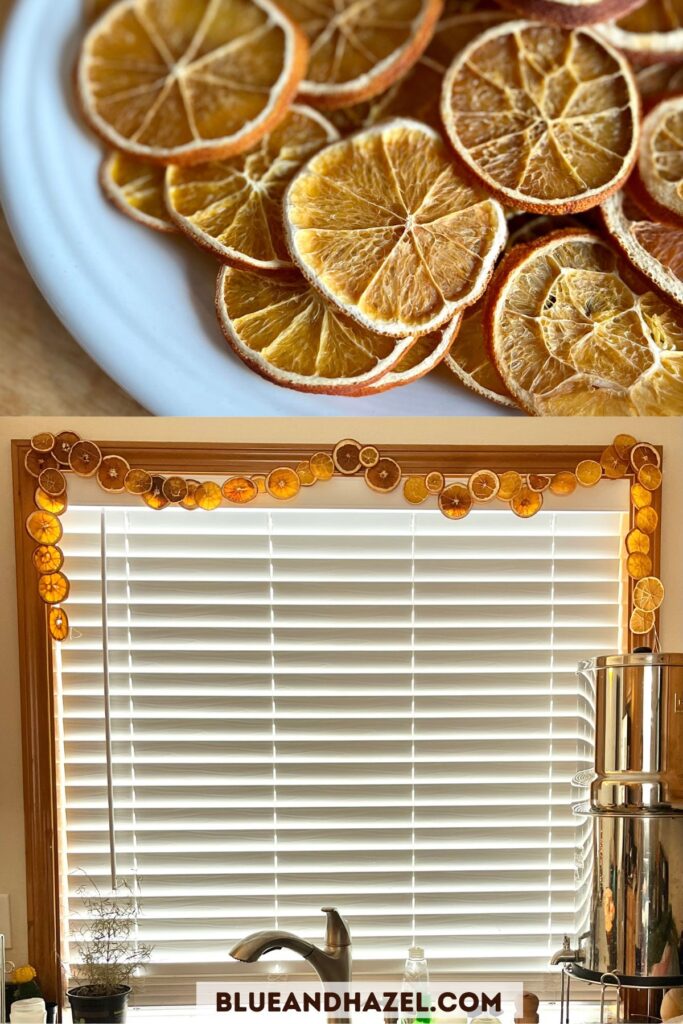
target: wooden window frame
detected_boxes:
[11,439,663,1006]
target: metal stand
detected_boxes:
[560,965,670,1024]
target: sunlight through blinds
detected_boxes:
[54,504,625,1002]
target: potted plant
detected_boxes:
[67,878,152,1024]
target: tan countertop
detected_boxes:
[0,0,147,416]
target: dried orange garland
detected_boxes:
[23,431,663,643]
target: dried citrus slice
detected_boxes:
[34,488,67,516]
[310,452,335,480]
[194,481,222,510]
[600,191,683,308]
[636,505,659,533]
[38,572,70,604]
[26,511,63,546]
[550,471,577,496]
[426,471,445,494]
[163,477,189,503]
[601,446,629,479]
[632,97,683,232]
[630,607,656,635]
[33,545,64,575]
[627,551,653,579]
[404,476,430,504]
[142,476,170,510]
[497,0,642,27]
[69,440,103,477]
[252,475,267,494]
[38,468,67,498]
[284,118,506,337]
[597,2,683,65]
[528,474,552,492]
[469,469,500,501]
[626,528,650,554]
[97,455,130,492]
[217,266,417,393]
[31,432,55,453]
[441,21,640,214]
[125,468,153,495]
[222,476,259,502]
[633,574,665,611]
[296,462,316,487]
[355,319,462,395]
[276,0,443,109]
[630,442,661,470]
[638,463,663,490]
[167,106,337,272]
[366,458,402,493]
[25,449,57,479]
[267,467,301,500]
[359,446,380,468]
[333,440,362,475]
[49,607,70,642]
[511,486,544,518]
[497,470,523,501]
[101,151,176,233]
[53,431,81,466]
[78,0,309,166]
[636,61,683,104]
[181,480,201,510]
[631,481,653,508]
[439,482,472,519]
[576,460,602,487]
[613,433,638,460]
[486,230,683,415]
[444,303,516,409]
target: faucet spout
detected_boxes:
[230,929,316,964]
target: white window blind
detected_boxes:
[54,500,625,1003]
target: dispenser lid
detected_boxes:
[579,652,683,670]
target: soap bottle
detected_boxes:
[402,946,432,1024]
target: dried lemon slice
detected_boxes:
[600,191,683,308]
[468,469,500,501]
[439,482,472,519]
[425,471,445,494]
[359,446,380,468]
[223,477,259,502]
[38,572,70,604]
[276,0,443,109]
[78,0,308,166]
[633,97,683,230]
[441,21,640,214]
[217,266,417,393]
[285,118,506,337]
[49,607,70,642]
[497,0,642,27]
[486,230,683,415]
[267,467,301,499]
[633,574,665,611]
[167,107,338,272]
[101,151,176,233]
[597,2,683,65]
[355,319,462,395]
[630,608,655,635]
[576,460,602,486]
[444,303,516,409]
[511,486,543,518]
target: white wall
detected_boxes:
[0,416,681,967]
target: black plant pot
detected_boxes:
[67,985,131,1023]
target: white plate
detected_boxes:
[0,0,513,417]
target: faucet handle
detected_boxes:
[321,908,351,949]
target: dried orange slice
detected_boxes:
[631,481,653,508]
[38,572,70,604]
[550,471,577,496]
[53,431,81,466]
[468,469,500,502]
[497,470,523,501]
[167,106,337,272]
[26,511,63,546]
[626,528,650,554]
[528,474,552,492]
[333,440,362,475]
[163,477,189,503]
[33,545,64,574]
[497,0,642,27]
[633,574,665,611]
[441,21,639,214]
[576,460,602,487]
[34,488,67,515]
[630,442,661,471]
[630,607,656,635]
[638,463,663,490]
[632,97,683,231]
[217,266,417,393]
[601,446,629,479]
[366,458,402,493]
[600,191,683,308]
[404,476,430,504]
[439,482,472,520]
[194,481,222,510]
[101,151,176,233]
[636,62,683,105]
[444,303,516,409]
[276,0,443,109]
[49,607,70,642]
[613,433,638,460]
[125,468,153,495]
[597,2,683,65]
[359,446,380,468]
[310,452,334,480]
[39,468,67,498]
[31,432,55,453]
[142,476,170,510]
[267,467,301,500]
[222,476,259,502]
[511,486,544,518]
[25,448,57,479]
[69,440,103,477]
[78,0,309,166]
[426,471,445,494]
[296,462,316,487]
[284,118,506,337]
[486,231,683,415]
[636,505,659,533]
[97,455,130,492]
[355,319,462,395]
[627,551,653,579]
[181,479,201,510]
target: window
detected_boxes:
[54,493,626,1003]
